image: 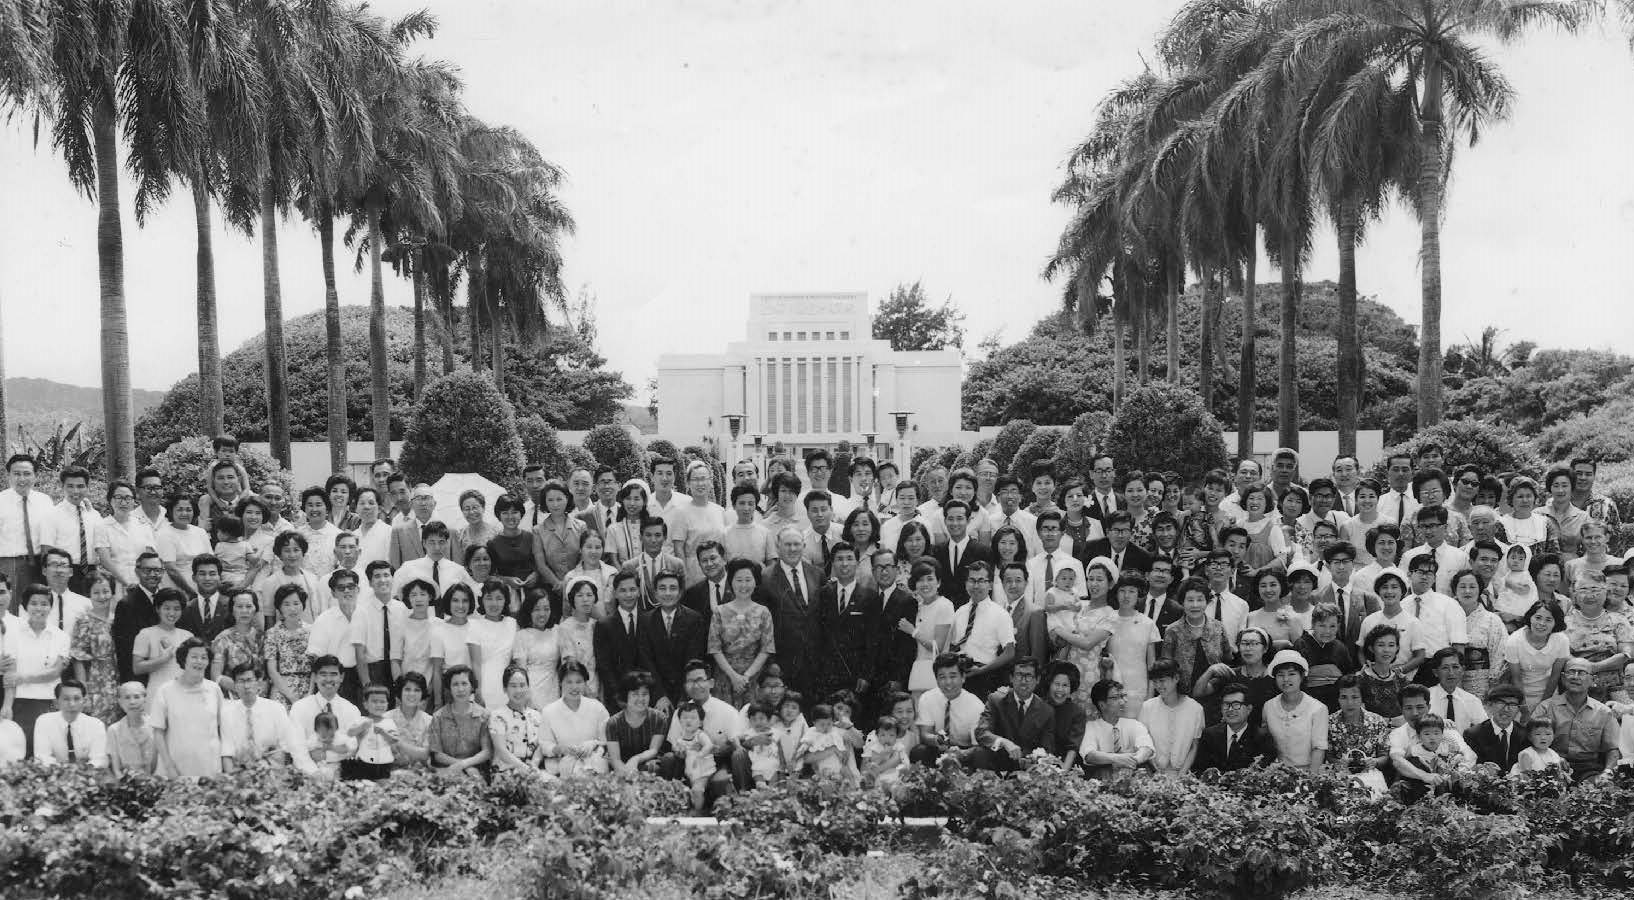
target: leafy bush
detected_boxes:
[968,437,996,467]
[1379,797,1545,900]
[990,421,1038,473]
[1052,410,1111,481]
[1535,397,1634,465]
[583,424,646,482]
[148,436,293,498]
[516,415,573,478]
[715,778,900,854]
[646,439,682,471]
[1102,383,1229,478]
[1369,419,1543,482]
[399,372,525,485]
[1008,428,1064,485]
[565,444,600,476]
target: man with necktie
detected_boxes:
[681,541,730,630]
[636,572,707,713]
[755,526,826,705]
[594,571,647,707]
[816,542,880,713]
[0,454,51,608]
[44,466,102,594]
[32,679,108,768]
[177,555,232,643]
[1463,683,1526,772]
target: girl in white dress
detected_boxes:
[903,561,955,696]
[511,592,562,709]
[467,582,519,710]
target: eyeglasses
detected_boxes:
[1221,701,1248,709]
[966,577,991,585]
[1457,478,1480,486]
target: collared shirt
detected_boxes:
[916,689,985,748]
[1377,491,1420,528]
[288,692,363,747]
[1358,608,1433,658]
[1026,549,1085,608]
[47,589,90,638]
[44,499,105,565]
[665,695,742,749]
[32,711,108,767]
[1427,685,1489,734]
[9,623,70,700]
[950,599,1016,666]
[1400,543,1472,595]
[1387,721,1477,766]
[295,521,344,575]
[1203,589,1250,648]
[781,562,808,603]
[994,508,1042,558]
[1405,591,1468,652]
[307,606,361,667]
[221,699,303,766]
[352,596,409,663]
[1078,715,1154,773]
[1531,693,1620,771]
[390,556,470,598]
[0,487,56,557]
[800,523,843,569]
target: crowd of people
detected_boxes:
[1,434,1631,811]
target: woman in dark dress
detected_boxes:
[604,670,669,776]
[487,494,549,612]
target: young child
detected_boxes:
[795,704,858,786]
[1511,719,1567,776]
[343,683,399,781]
[828,690,866,759]
[1496,543,1538,628]
[861,715,908,792]
[306,712,355,780]
[212,514,252,591]
[1293,605,1357,711]
[774,692,807,776]
[1405,713,1468,778]
[1043,567,1083,646]
[743,703,784,786]
[673,701,716,814]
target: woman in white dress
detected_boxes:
[677,462,729,585]
[467,582,519,710]
[540,660,610,778]
[349,489,393,570]
[904,561,956,697]
[150,637,226,777]
[557,581,601,698]
[511,592,562,709]
[156,495,212,595]
[99,480,156,591]
[604,482,651,567]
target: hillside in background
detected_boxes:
[5,377,164,441]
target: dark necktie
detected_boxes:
[1224,728,1235,759]
[381,602,392,665]
[605,508,613,529]
[626,611,636,638]
[56,593,64,630]
[1044,555,1055,587]
[1445,692,1456,724]
[1211,592,1222,621]
[820,534,831,564]
[21,494,35,559]
[1499,728,1509,763]
[65,719,76,763]
[323,701,333,718]
[837,585,847,616]
[951,542,961,573]
[77,505,88,564]
[664,612,674,638]
[432,559,440,588]
[712,582,721,608]
[1395,494,1405,525]
[790,567,804,607]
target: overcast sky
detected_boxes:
[2,0,1631,397]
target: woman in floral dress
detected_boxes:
[211,590,266,698]
[70,572,121,721]
[265,584,313,707]
[708,559,776,707]
[1327,674,1392,795]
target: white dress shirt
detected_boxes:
[1203,589,1250,648]
[8,623,70,700]
[1405,590,1469,652]
[1427,685,1489,734]
[33,711,108,767]
[1377,491,1421,528]
[1387,721,1477,765]
[352,596,409,664]
[1400,543,1472,595]
[288,692,363,746]
[1026,549,1085,608]
[307,606,362,667]
[46,589,90,639]
[950,600,1017,666]
[993,509,1042,558]
[390,556,470,598]
[221,698,303,765]
[0,487,54,557]
[1357,608,1433,658]
[44,499,105,565]
[915,689,985,747]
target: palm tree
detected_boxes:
[0,0,46,451]
[44,0,200,480]
[1270,0,1595,428]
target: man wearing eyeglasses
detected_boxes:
[1193,682,1274,773]
[1531,658,1621,781]
[111,552,167,684]
[797,450,854,524]
[131,468,170,533]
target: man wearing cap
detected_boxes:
[1531,657,1621,780]
[388,484,438,568]
[1463,683,1526,772]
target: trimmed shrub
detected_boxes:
[968,437,997,467]
[516,415,573,479]
[399,372,525,485]
[565,445,600,477]
[1009,428,1064,483]
[1369,419,1543,482]
[1535,397,1634,465]
[1053,410,1111,481]
[583,424,645,482]
[990,420,1038,473]
[645,439,682,471]
[1102,383,1229,479]
[148,436,292,499]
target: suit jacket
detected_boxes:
[681,577,728,630]
[815,580,881,692]
[177,592,234,643]
[1083,492,1120,527]
[1464,719,1525,772]
[1137,593,1185,632]
[876,585,920,692]
[594,608,644,706]
[1319,585,1381,645]
[388,517,430,569]
[1192,722,1276,773]
[976,691,1057,755]
[933,539,994,608]
[1074,539,1153,574]
[578,504,620,538]
[635,605,708,706]
[111,587,160,684]
[619,553,688,609]
[1004,596,1051,674]
[754,559,828,696]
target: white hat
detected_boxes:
[1268,649,1308,674]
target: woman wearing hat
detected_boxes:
[1264,648,1328,772]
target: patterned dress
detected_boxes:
[707,601,776,707]
[265,622,313,707]
[212,627,267,698]
[70,611,120,721]
[489,702,545,767]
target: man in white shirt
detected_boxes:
[583,466,621,535]
[663,659,745,793]
[646,459,689,519]
[43,465,103,593]
[354,561,407,687]
[1377,452,1421,529]
[1425,649,1488,733]
[1388,684,1477,776]
[390,522,469,598]
[0,453,53,604]
[288,655,365,750]
[847,457,878,517]
[1200,551,1250,647]
[797,450,854,524]
[1402,555,1468,665]
[878,480,927,555]
[1400,506,1471,595]
[800,491,844,571]
[912,652,986,766]
[1218,459,1263,523]
[1079,677,1155,780]
[32,679,107,768]
[1026,512,1084,608]
[132,468,170,533]
[220,663,304,771]
[990,476,1041,558]
[309,570,365,703]
[39,548,90,638]
[567,467,596,518]
[973,459,1003,521]
[950,562,1017,698]
[519,465,548,528]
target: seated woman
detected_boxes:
[604,670,669,776]
[1263,649,1328,773]
[385,672,433,770]
[540,659,610,778]
[428,665,491,779]
[489,664,546,775]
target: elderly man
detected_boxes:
[387,484,439,568]
[1464,683,1526,772]
[754,526,826,703]
[1532,657,1622,780]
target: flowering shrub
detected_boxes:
[714,776,901,854]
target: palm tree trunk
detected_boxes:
[93,97,134,480]
[1336,195,1361,457]
[412,252,427,399]
[1165,263,1180,383]
[466,250,484,372]
[1237,237,1257,462]
[259,178,290,469]
[367,205,391,460]
[1277,237,1300,451]
[1135,281,1151,387]
[319,207,347,474]
[1199,265,1217,413]
[489,293,505,394]
[437,265,455,375]
[192,177,224,437]
[1416,56,1446,428]
[1113,311,1126,410]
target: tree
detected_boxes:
[1102,382,1230,479]
[1272,0,1594,428]
[1369,420,1542,483]
[990,421,1039,474]
[872,281,966,351]
[0,0,46,452]
[516,414,574,476]
[43,0,199,479]
[582,424,645,483]
[148,436,291,504]
[1535,397,1634,466]
[399,371,524,485]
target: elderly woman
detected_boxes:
[1563,577,1633,701]
[1161,577,1235,695]
[1263,649,1328,772]
[450,489,499,565]
[604,670,670,776]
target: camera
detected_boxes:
[1347,749,1366,772]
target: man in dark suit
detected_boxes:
[387,485,438,568]
[1193,681,1275,773]
[871,549,919,694]
[177,555,233,643]
[681,541,729,630]
[635,571,707,711]
[1316,542,1380,644]
[816,542,880,713]
[755,526,827,704]
[933,499,993,608]
[968,659,1056,771]
[1139,557,1185,631]
[111,551,165,684]
[996,561,1050,674]
[1463,683,1526,772]
[1083,454,1121,527]
[594,570,646,708]
[1074,511,1153,574]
